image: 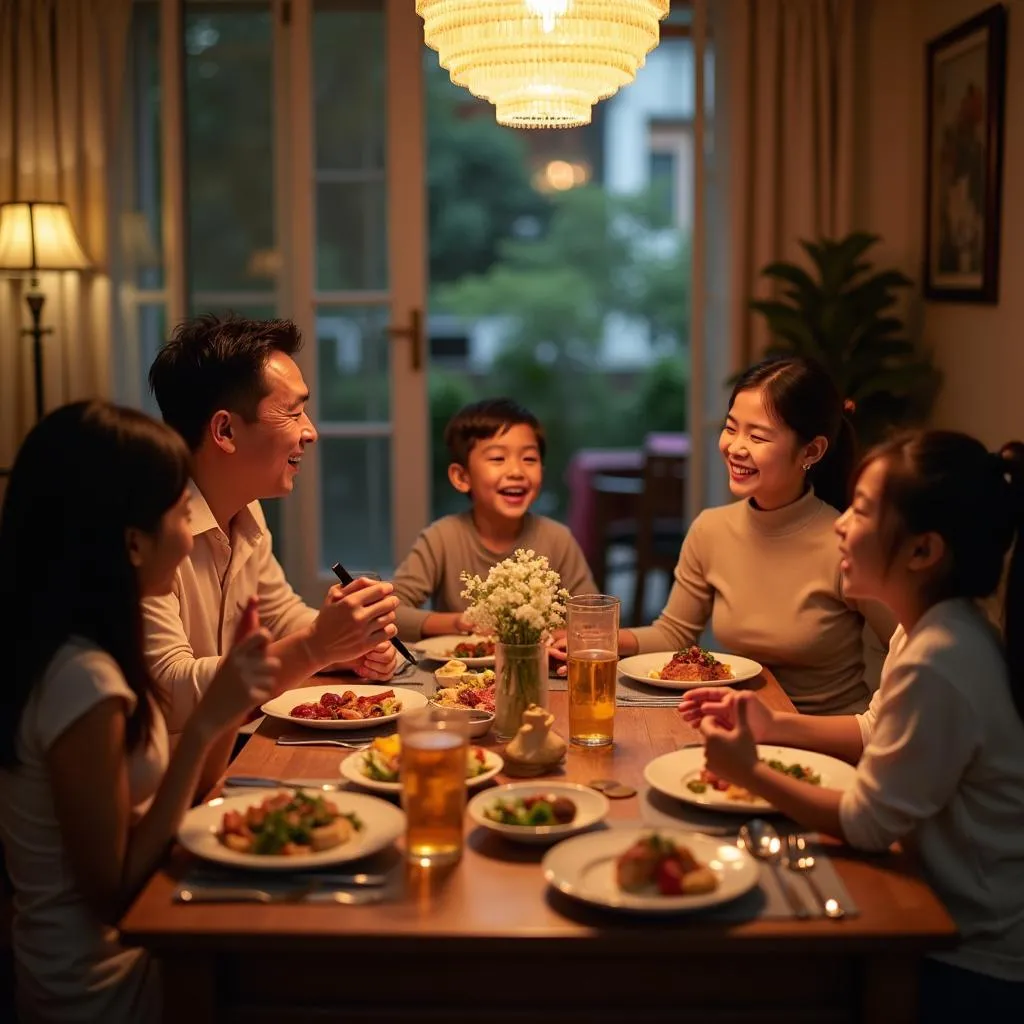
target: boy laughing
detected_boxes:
[393,398,597,640]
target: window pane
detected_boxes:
[314,5,385,171]
[316,307,390,422]
[320,438,392,573]
[649,151,677,221]
[316,181,387,291]
[185,6,274,294]
[313,4,387,291]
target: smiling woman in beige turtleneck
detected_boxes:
[619,357,895,715]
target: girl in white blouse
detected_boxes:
[683,429,1024,1018]
[0,401,280,1023]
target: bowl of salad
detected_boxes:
[339,734,503,794]
[466,782,610,845]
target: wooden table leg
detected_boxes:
[161,955,217,1024]
[861,954,919,1023]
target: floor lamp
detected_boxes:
[0,201,92,421]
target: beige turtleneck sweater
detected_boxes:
[631,489,896,714]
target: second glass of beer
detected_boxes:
[400,706,469,867]
[566,595,620,747]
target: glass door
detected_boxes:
[283,0,427,599]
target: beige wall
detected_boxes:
[857,0,1024,447]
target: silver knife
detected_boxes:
[223,775,345,791]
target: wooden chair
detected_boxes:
[630,451,687,625]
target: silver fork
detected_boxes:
[276,736,374,749]
[785,834,846,920]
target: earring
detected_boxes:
[802,463,811,471]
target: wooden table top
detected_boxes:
[121,672,956,955]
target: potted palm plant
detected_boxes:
[749,232,941,444]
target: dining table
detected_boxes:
[121,668,956,1024]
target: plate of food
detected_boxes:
[411,634,496,667]
[178,788,405,870]
[260,684,428,731]
[339,735,503,793]
[542,828,758,913]
[431,667,496,711]
[466,783,609,845]
[617,647,762,690]
[644,745,858,814]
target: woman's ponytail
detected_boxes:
[810,414,858,513]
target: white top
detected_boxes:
[142,481,316,734]
[0,639,168,1021]
[842,599,1024,981]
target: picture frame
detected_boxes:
[923,3,1007,303]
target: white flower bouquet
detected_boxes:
[460,548,570,646]
[460,549,570,738]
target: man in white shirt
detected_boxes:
[143,314,399,734]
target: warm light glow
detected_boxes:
[0,201,92,271]
[533,159,591,192]
[416,0,670,129]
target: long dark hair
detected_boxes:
[861,430,1024,725]
[729,356,856,511]
[0,401,191,767]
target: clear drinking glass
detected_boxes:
[566,595,620,747]
[399,705,469,866]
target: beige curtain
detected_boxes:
[0,0,132,469]
[713,0,857,370]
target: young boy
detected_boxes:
[393,398,597,640]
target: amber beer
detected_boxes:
[400,708,468,866]
[568,650,618,746]
[566,595,620,748]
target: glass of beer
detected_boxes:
[399,705,469,867]
[566,595,620,747]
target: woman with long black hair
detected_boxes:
[0,401,279,1022]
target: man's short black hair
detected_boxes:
[443,398,546,467]
[148,314,303,451]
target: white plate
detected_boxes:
[178,788,405,870]
[617,651,762,690]
[467,782,609,845]
[644,745,859,814]
[543,828,759,913]
[260,683,428,731]
[339,747,504,794]
[411,634,496,668]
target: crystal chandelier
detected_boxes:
[416,1,671,129]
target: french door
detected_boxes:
[281,0,428,599]
[121,0,427,603]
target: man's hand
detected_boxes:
[306,579,399,668]
[351,641,399,681]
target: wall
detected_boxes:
[857,0,1024,447]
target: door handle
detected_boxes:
[387,307,423,372]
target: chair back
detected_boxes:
[635,452,686,548]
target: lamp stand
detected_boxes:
[22,278,52,422]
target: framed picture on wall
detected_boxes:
[924,3,1007,303]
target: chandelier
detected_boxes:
[416,1,671,129]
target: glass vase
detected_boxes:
[494,642,548,741]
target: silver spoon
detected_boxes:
[738,819,810,920]
[786,833,846,919]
